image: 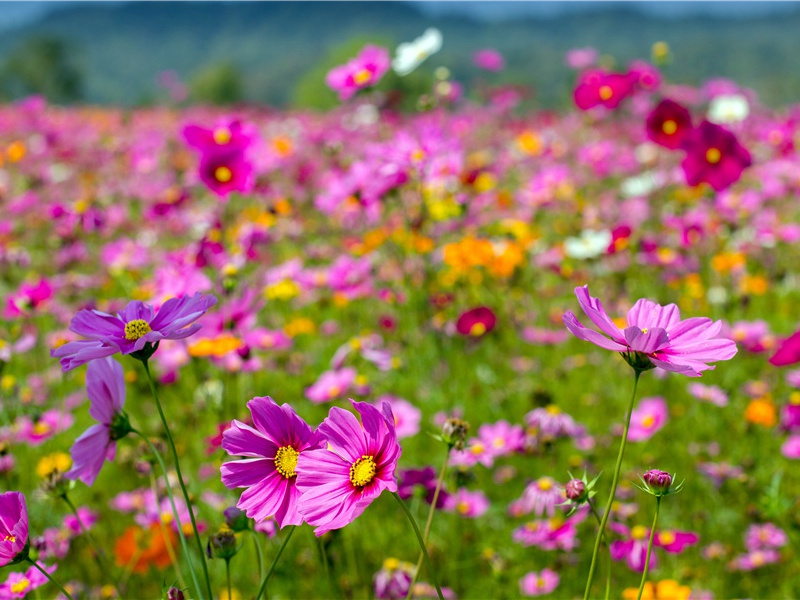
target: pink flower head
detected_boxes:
[609,523,698,572]
[730,549,781,571]
[574,69,633,110]
[397,467,449,508]
[655,529,699,553]
[745,523,788,552]
[3,278,53,319]
[512,509,586,551]
[444,488,490,518]
[295,400,401,536]
[198,148,255,198]
[565,47,598,69]
[627,60,661,93]
[51,293,217,371]
[456,306,496,337]
[473,49,505,71]
[769,329,800,366]
[563,285,738,377]
[782,435,800,459]
[182,118,254,155]
[374,395,420,439]
[220,396,323,528]
[0,492,28,567]
[478,420,523,458]
[66,357,130,486]
[509,477,564,518]
[646,99,693,150]
[687,383,729,407]
[305,367,357,403]
[326,45,390,101]
[0,563,57,598]
[14,409,74,446]
[681,120,752,191]
[373,558,414,599]
[628,396,668,442]
[63,507,98,535]
[520,568,560,596]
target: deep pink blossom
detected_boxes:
[681,120,752,191]
[326,45,390,101]
[0,492,28,567]
[646,99,693,149]
[473,49,505,72]
[0,563,57,598]
[520,568,560,596]
[628,396,668,441]
[574,69,633,110]
[563,285,737,376]
[295,400,401,536]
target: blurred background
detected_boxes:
[0,1,799,108]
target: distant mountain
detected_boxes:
[0,1,799,107]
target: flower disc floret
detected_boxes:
[274,446,299,479]
[350,455,377,488]
[124,319,151,341]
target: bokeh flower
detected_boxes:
[0,492,28,567]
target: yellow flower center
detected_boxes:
[751,551,765,567]
[469,322,487,336]
[641,328,649,334]
[215,166,233,183]
[353,68,372,86]
[274,446,299,479]
[4,535,15,543]
[11,579,30,594]
[328,385,341,398]
[538,477,553,491]
[662,119,678,135]
[642,415,656,428]
[457,501,470,515]
[599,85,613,101]
[33,422,51,436]
[350,455,377,488]
[706,147,721,164]
[470,442,485,455]
[545,405,561,415]
[383,558,400,570]
[124,319,152,341]
[632,525,649,540]
[213,127,232,144]
[659,531,676,545]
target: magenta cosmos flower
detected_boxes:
[0,492,28,567]
[295,400,401,536]
[519,568,560,596]
[220,396,323,528]
[681,120,752,191]
[456,306,496,337]
[563,285,737,376]
[51,293,217,371]
[326,44,390,101]
[198,147,255,199]
[646,98,693,150]
[66,357,131,486]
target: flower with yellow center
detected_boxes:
[124,319,152,341]
[352,69,372,86]
[274,446,299,479]
[631,524,649,540]
[213,127,232,144]
[705,147,721,164]
[661,119,678,135]
[215,166,233,183]
[11,579,31,594]
[350,455,377,488]
[37,452,72,478]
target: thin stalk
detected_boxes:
[584,369,641,600]
[27,559,74,600]
[636,497,661,600]
[256,525,295,600]
[588,499,612,600]
[226,558,232,600]
[405,448,450,600]
[248,529,265,582]
[392,492,444,600]
[149,471,186,591]
[62,494,124,598]
[133,429,203,600]
[317,534,335,597]
[140,359,214,600]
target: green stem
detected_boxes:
[133,429,203,600]
[140,359,214,600]
[256,525,295,600]
[588,499,612,600]
[392,492,444,600]
[584,369,641,600]
[226,558,233,600]
[27,559,74,600]
[317,534,335,597]
[248,529,265,583]
[405,447,450,600]
[636,497,661,600]
[62,494,124,598]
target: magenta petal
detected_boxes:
[626,299,681,331]
[221,458,274,489]
[66,424,112,486]
[623,326,669,354]
[86,357,126,423]
[574,285,626,342]
[564,312,628,351]
[222,421,278,459]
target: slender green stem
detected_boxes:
[27,559,74,600]
[149,471,186,591]
[587,499,612,600]
[140,359,214,600]
[256,525,295,600]
[406,448,450,600]
[392,492,444,600]
[133,429,203,600]
[584,369,641,600]
[226,558,233,600]
[317,534,335,596]
[62,494,124,598]
[636,497,661,600]
[248,529,265,582]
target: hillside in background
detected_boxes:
[0,1,799,108]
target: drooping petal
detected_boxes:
[574,285,626,343]
[563,312,628,352]
[86,357,126,423]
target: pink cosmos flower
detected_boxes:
[182,118,255,155]
[473,49,505,71]
[374,558,414,599]
[563,285,737,377]
[687,383,729,407]
[305,367,357,403]
[456,307,496,337]
[520,568,560,596]
[397,467,449,508]
[745,523,787,551]
[0,492,28,567]
[13,409,74,446]
[220,396,323,528]
[627,396,668,442]
[63,507,98,535]
[295,400,401,536]
[769,329,800,366]
[477,420,523,458]
[51,293,217,371]
[524,406,585,447]
[0,563,57,598]
[574,69,633,110]
[374,396,420,439]
[326,45,390,101]
[681,120,752,191]
[509,477,564,518]
[729,549,781,571]
[610,524,699,572]
[512,509,587,551]
[3,278,53,319]
[66,357,130,486]
[646,99,693,150]
[444,488,490,518]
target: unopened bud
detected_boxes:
[442,418,470,450]
[207,528,238,560]
[565,478,587,501]
[223,506,249,532]
[166,587,185,600]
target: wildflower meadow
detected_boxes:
[2,25,800,600]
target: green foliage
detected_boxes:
[0,36,83,103]
[188,61,244,106]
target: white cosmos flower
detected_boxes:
[392,28,443,76]
[564,230,612,259]
[620,171,664,198]
[707,94,749,124]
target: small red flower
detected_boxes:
[681,121,752,191]
[456,307,496,337]
[646,99,693,150]
[574,69,633,111]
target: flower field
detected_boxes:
[2,39,800,600]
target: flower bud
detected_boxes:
[442,418,470,450]
[223,506,250,532]
[166,587,185,600]
[643,469,672,490]
[565,478,587,501]
[206,527,238,560]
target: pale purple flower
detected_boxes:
[687,383,729,407]
[781,435,800,459]
[729,549,781,571]
[52,293,218,371]
[305,367,357,403]
[563,285,738,376]
[520,568,560,596]
[628,397,668,442]
[444,488,489,518]
[509,477,564,518]
[374,396,420,439]
[373,558,414,599]
[477,420,524,458]
[745,523,788,551]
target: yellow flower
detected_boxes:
[745,397,777,427]
[37,453,72,478]
[623,579,691,600]
[187,335,243,358]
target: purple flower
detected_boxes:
[519,568,560,596]
[220,396,323,528]
[0,563,57,598]
[745,523,788,552]
[563,285,737,377]
[397,467,449,509]
[66,357,130,486]
[51,293,217,371]
[326,45,390,101]
[0,491,28,567]
[628,397,668,442]
[681,120,752,191]
[444,488,490,518]
[295,400,401,536]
